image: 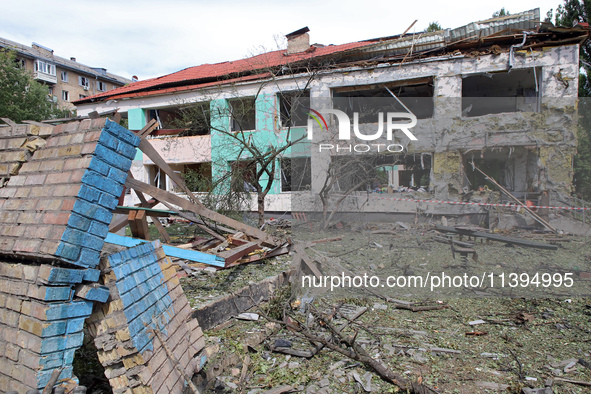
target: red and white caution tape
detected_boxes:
[333,194,591,211]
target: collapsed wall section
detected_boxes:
[0,262,103,392]
[0,118,140,268]
[86,241,205,393]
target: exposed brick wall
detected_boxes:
[87,241,205,394]
[0,123,52,186]
[0,118,140,268]
[0,261,101,392]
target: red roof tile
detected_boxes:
[75,40,375,104]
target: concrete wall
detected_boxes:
[76,45,581,213]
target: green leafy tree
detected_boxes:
[546,1,591,199]
[492,8,510,17]
[426,22,442,32]
[0,49,64,122]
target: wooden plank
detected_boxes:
[125,177,278,246]
[217,242,259,265]
[128,210,139,237]
[435,225,558,250]
[134,210,150,240]
[471,163,557,233]
[138,138,200,203]
[113,206,175,217]
[158,199,226,242]
[137,119,159,139]
[109,215,129,233]
[129,172,172,243]
[104,233,225,267]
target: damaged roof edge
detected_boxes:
[74,7,588,106]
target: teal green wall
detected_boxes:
[128,108,146,131]
[210,94,308,195]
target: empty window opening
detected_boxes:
[332,78,434,123]
[281,157,312,192]
[229,98,256,132]
[278,90,310,127]
[79,76,90,88]
[331,154,431,193]
[462,148,537,200]
[180,162,213,193]
[462,68,541,117]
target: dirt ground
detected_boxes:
[174,220,591,393]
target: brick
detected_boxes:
[77,249,101,267]
[81,171,124,197]
[61,198,76,211]
[0,263,24,280]
[72,198,112,223]
[82,268,101,282]
[43,211,70,225]
[6,296,23,312]
[88,156,111,176]
[45,172,71,184]
[18,212,42,224]
[27,284,72,301]
[13,238,41,253]
[28,225,52,239]
[18,315,67,337]
[36,198,63,211]
[64,157,91,171]
[24,174,46,185]
[94,145,132,171]
[38,240,59,255]
[81,142,98,155]
[0,308,20,327]
[63,120,80,133]
[37,265,85,285]
[43,159,66,172]
[52,183,81,197]
[70,169,86,183]
[88,221,109,238]
[0,186,17,198]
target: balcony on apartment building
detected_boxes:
[33,59,57,84]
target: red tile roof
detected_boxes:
[74,40,375,104]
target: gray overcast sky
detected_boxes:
[0,0,563,81]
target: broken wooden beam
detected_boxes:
[105,233,225,267]
[125,177,278,246]
[471,162,557,233]
[216,241,259,266]
[434,225,558,250]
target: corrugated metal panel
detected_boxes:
[357,31,447,56]
[448,8,540,42]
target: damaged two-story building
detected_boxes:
[74,9,589,227]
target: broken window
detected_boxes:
[332,78,434,122]
[146,106,211,137]
[461,68,541,117]
[331,154,431,193]
[148,165,168,191]
[179,163,212,192]
[230,160,258,192]
[462,148,537,195]
[281,157,312,192]
[278,90,310,127]
[229,97,256,132]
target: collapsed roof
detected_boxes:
[74,8,589,104]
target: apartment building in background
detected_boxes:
[0,37,131,111]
